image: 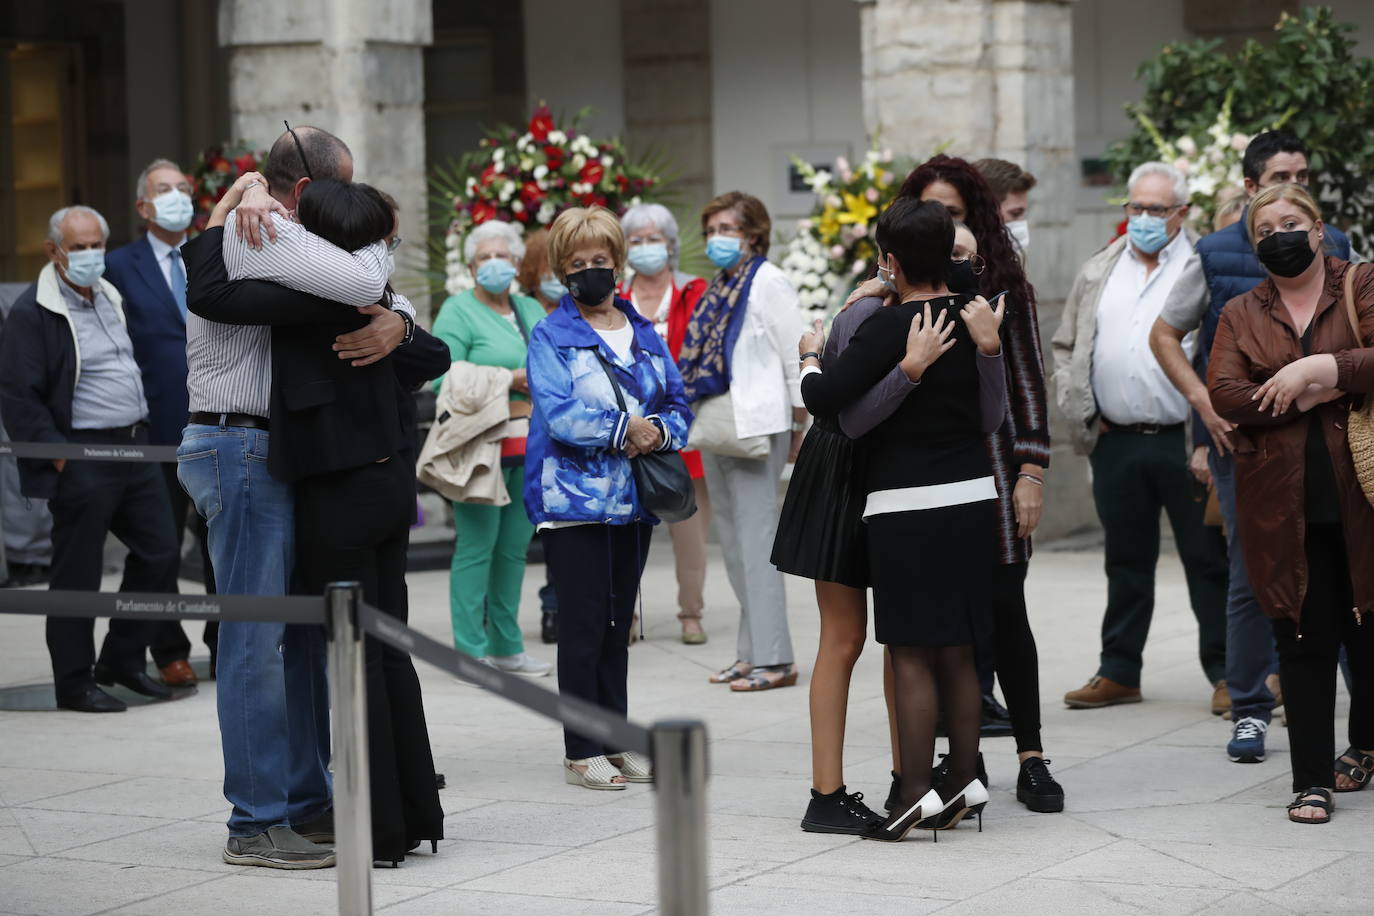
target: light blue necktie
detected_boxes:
[169,248,187,320]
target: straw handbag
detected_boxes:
[1341,264,1374,506]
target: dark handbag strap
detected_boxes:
[592,349,629,413]
[511,303,531,344]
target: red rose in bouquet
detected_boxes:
[529,105,555,142]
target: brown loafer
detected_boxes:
[159,659,198,687]
[1211,680,1230,717]
[1064,675,1141,709]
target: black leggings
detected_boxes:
[991,562,1043,754]
[1272,523,1374,793]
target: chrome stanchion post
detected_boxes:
[326,582,372,916]
[652,720,708,915]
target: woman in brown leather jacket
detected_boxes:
[1208,183,1374,825]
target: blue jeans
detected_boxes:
[177,425,331,837]
[1212,450,1278,723]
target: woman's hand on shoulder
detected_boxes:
[842,277,893,312]
[899,302,956,381]
[960,294,1005,356]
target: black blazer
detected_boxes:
[183,227,449,483]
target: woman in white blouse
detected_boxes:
[677,191,806,691]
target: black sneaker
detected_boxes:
[541,612,558,645]
[1016,756,1064,813]
[801,785,882,834]
[931,752,988,793]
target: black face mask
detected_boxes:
[948,259,981,297]
[566,267,617,306]
[1256,229,1317,278]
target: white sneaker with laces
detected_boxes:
[490,653,553,677]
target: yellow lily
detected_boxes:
[837,191,877,225]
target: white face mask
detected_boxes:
[1007,219,1030,252]
[385,252,397,277]
[151,190,194,233]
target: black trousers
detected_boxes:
[544,522,652,760]
[47,429,179,697]
[1089,427,1229,688]
[295,457,443,862]
[1273,523,1374,793]
[148,462,219,667]
[985,562,1043,753]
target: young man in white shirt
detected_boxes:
[1050,162,1229,712]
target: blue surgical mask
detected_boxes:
[151,190,194,233]
[61,248,106,287]
[627,242,669,276]
[385,252,397,277]
[1127,214,1170,255]
[706,235,743,270]
[476,258,517,294]
[539,276,568,302]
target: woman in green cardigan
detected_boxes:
[432,220,552,676]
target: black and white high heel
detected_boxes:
[919,778,990,840]
[861,788,943,842]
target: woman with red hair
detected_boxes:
[888,154,1063,814]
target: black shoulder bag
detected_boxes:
[593,351,698,524]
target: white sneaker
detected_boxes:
[490,653,553,677]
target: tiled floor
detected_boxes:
[1,537,1370,915]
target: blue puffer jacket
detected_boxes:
[524,296,693,526]
[1191,213,1352,446]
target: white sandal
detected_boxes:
[564,755,627,790]
[607,751,654,783]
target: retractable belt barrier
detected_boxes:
[0,441,180,462]
[0,584,708,916]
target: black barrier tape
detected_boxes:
[0,589,325,624]
[358,602,652,757]
[0,442,180,462]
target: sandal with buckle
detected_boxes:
[729,664,798,692]
[1333,747,1374,793]
[1287,787,1333,824]
[564,755,627,790]
[709,661,752,684]
[607,751,654,783]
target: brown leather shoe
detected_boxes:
[159,659,198,687]
[1211,680,1230,716]
[1064,676,1142,709]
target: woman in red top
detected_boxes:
[619,203,711,644]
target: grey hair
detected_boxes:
[1127,161,1189,207]
[135,158,184,201]
[48,206,110,246]
[620,203,680,268]
[464,220,525,263]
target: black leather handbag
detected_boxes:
[594,351,697,524]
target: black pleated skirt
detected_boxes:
[771,417,869,589]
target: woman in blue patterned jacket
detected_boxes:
[525,206,693,791]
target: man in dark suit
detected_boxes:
[105,159,216,687]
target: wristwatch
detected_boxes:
[393,307,415,346]
[799,351,821,367]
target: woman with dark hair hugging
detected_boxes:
[206,178,449,866]
[800,197,1005,841]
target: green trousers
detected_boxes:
[449,465,534,659]
[1089,427,1229,688]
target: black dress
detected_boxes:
[772,414,869,588]
[801,294,997,647]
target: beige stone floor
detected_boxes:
[1,535,1370,915]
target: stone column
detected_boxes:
[218,0,433,316]
[859,0,1090,539]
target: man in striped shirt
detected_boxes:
[179,126,411,870]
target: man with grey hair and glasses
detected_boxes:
[0,205,179,712]
[1051,161,1229,713]
[105,158,217,688]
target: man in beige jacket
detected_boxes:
[1050,161,1229,714]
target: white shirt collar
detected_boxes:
[146,230,187,262]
